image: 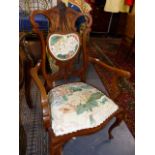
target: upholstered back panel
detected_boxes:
[48,33,80,61]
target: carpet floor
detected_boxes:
[20,86,49,155]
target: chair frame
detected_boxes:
[30,2,131,155]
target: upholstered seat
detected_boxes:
[48,82,119,136]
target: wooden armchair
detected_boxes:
[30,2,131,155]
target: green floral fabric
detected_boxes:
[48,33,80,61]
[48,82,119,136]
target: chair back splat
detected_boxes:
[30,2,92,90]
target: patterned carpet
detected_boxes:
[89,37,135,137]
[20,85,49,155]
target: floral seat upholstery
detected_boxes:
[48,82,119,136]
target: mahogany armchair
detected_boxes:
[30,2,131,155]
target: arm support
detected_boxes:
[89,57,131,99]
[30,60,51,130]
[89,57,131,79]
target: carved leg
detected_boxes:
[55,144,63,155]
[50,144,57,155]
[50,144,56,155]
[24,60,33,108]
[50,143,63,155]
[108,112,125,139]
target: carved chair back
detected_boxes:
[30,2,92,90]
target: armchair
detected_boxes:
[30,2,131,155]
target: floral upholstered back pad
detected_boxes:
[48,33,80,61]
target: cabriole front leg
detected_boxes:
[108,111,125,139]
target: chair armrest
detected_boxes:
[89,57,131,79]
[30,60,51,130]
[89,57,131,99]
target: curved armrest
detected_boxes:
[89,57,131,79]
[30,60,51,130]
